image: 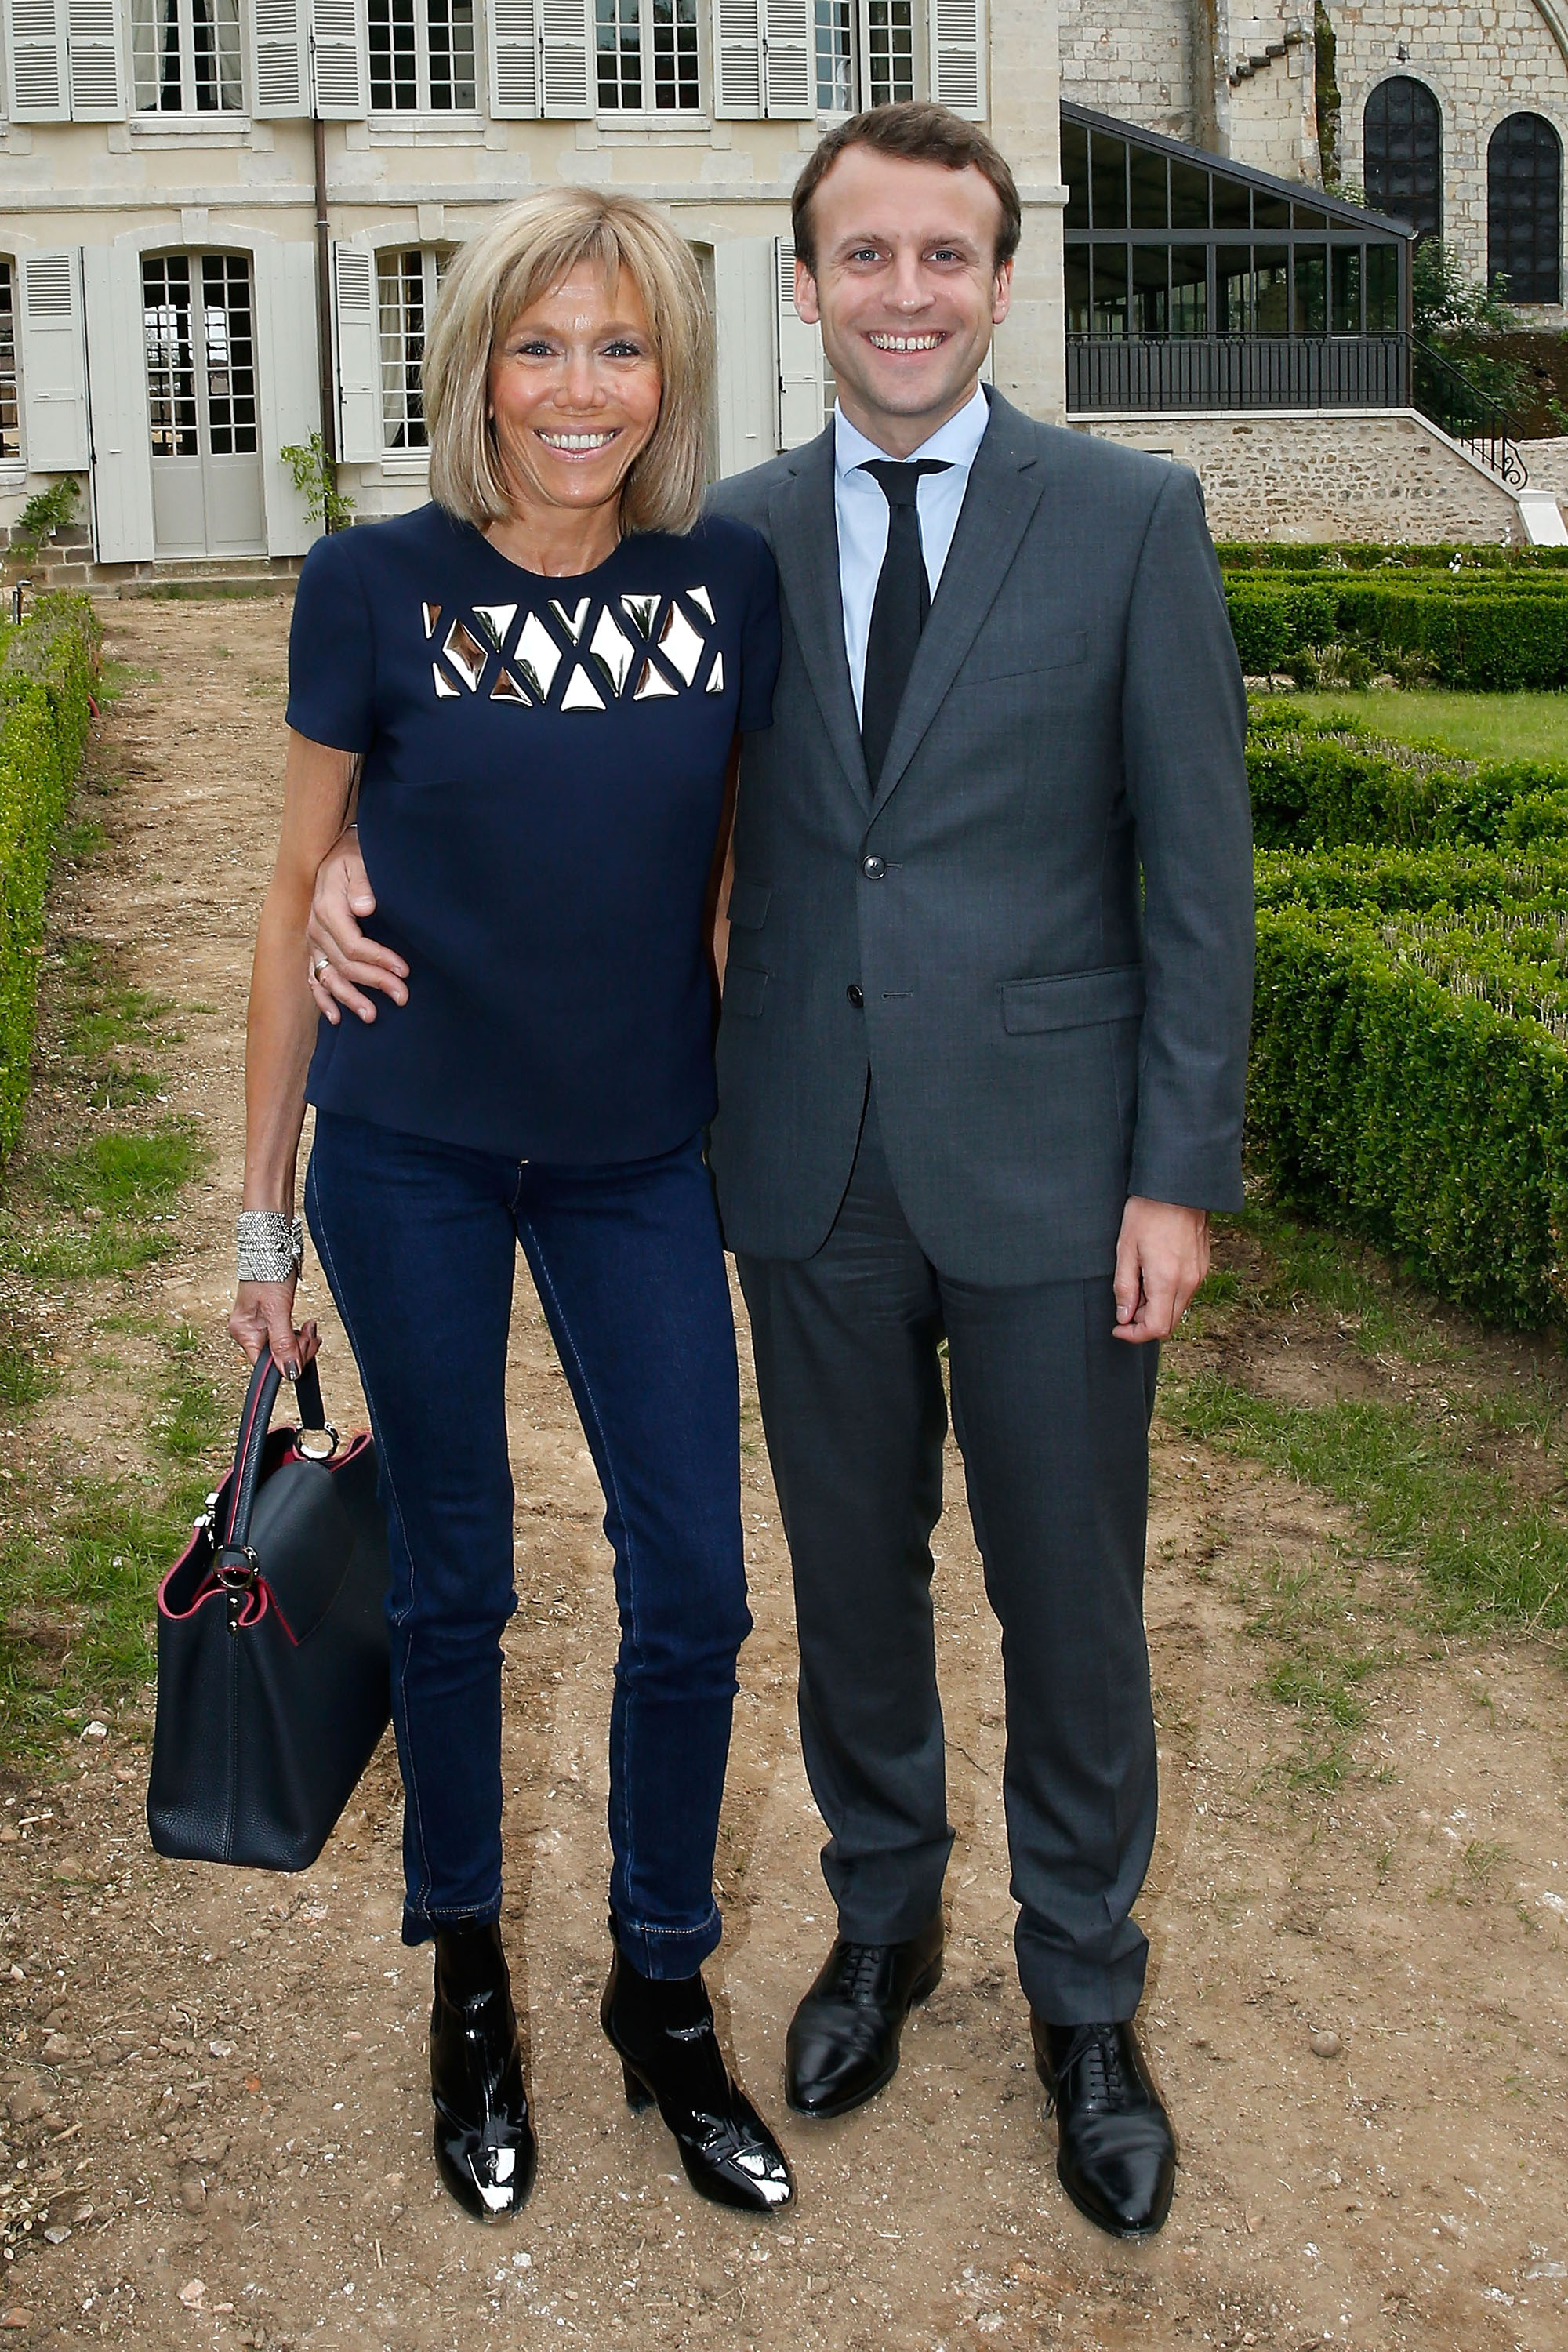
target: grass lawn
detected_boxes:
[1287,688,1568,762]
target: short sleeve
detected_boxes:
[735,528,781,735]
[285,534,377,753]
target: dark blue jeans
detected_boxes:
[304,1112,750,1973]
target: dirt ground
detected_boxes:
[0,595,1563,2352]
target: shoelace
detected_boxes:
[829,1943,892,2002]
[1058,2025,1131,2111]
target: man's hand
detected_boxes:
[1112,1197,1210,1343]
[306,829,409,1026]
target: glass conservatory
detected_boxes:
[1062,103,1415,414]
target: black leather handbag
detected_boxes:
[147,1352,391,1871]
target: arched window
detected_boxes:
[1488,113,1562,303]
[1363,77,1443,239]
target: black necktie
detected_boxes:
[858,459,951,791]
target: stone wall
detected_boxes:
[1223,16,1320,178]
[1076,408,1523,539]
[1059,0,1200,140]
[1328,0,1568,313]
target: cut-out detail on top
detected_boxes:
[687,586,716,625]
[443,617,489,692]
[433,662,460,699]
[472,604,517,655]
[550,597,591,644]
[659,601,706,687]
[514,612,563,702]
[588,608,636,697]
[621,593,659,637]
[422,601,442,641]
[490,667,532,706]
[705,651,724,695]
[561,663,606,713]
[633,656,679,702]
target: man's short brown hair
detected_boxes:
[791,102,1022,276]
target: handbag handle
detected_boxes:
[219,1353,332,1562]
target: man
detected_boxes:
[306,103,1254,2244]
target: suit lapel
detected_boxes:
[768,429,872,814]
[873,394,1050,808]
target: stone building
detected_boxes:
[1061,0,1568,321]
[0,0,1058,576]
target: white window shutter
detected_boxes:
[539,0,590,115]
[81,241,154,562]
[64,0,124,114]
[252,0,310,114]
[760,0,810,116]
[487,0,539,114]
[333,240,381,463]
[310,0,366,116]
[713,238,774,477]
[5,0,70,118]
[19,250,89,470]
[256,238,323,557]
[773,238,822,451]
[712,0,761,118]
[928,0,982,118]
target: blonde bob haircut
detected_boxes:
[423,189,713,539]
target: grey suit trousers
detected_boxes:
[738,1089,1160,2026]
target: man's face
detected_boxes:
[795,145,1013,455]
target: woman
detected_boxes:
[229,190,792,2225]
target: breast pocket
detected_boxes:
[961,629,1090,689]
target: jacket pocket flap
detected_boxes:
[726,879,772,931]
[724,962,769,1019]
[1000,964,1145,1035]
[964,629,1089,686]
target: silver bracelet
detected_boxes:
[238,1211,304,1285]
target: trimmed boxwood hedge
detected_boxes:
[1250,903,1568,1327]
[1245,706,1568,853]
[0,594,99,1155]
[1226,579,1568,689]
[1219,543,1568,572]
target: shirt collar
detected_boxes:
[833,380,991,485]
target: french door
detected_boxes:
[143,251,266,559]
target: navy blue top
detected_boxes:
[286,502,780,1163]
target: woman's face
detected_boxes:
[487,263,662,531]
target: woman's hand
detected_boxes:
[307,830,408,1027]
[228,1276,321,1381]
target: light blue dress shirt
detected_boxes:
[833,380,991,720]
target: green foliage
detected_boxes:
[0,594,100,1156]
[1228,575,1568,691]
[5,478,81,571]
[1218,542,1568,572]
[281,432,355,532]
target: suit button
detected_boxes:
[862,855,885,879]
[846,984,864,1008]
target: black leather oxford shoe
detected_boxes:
[601,1949,793,2215]
[785,1913,943,2119]
[430,1919,537,2222]
[1032,2016,1175,2241]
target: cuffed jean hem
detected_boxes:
[401,1889,505,1949]
[610,1901,724,1982]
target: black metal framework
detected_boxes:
[1062,103,1414,413]
[1363,76,1443,240]
[1488,112,1563,304]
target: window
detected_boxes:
[378,249,448,450]
[368,0,476,111]
[1363,77,1443,241]
[143,252,258,458]
[813,0,914,113]
[0,264,17,461]
[594,0,699,108]
[130,0,243,113]
[1489,113,1562,304]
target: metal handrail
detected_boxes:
[1410,336,1529,488]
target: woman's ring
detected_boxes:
[310,953,331,981]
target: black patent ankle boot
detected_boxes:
[430,1919,537,2221]
[601,1948,793,2214]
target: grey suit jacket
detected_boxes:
[705,390,1254,1287]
